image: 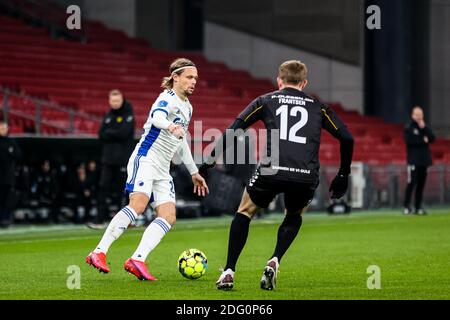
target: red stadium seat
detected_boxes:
[1,13,449,164]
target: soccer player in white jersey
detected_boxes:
[86,58,209,280]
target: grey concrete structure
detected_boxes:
[204,22,364,113]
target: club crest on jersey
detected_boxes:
[158,100,169,108]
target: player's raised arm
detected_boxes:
[321,105,354,199]
[199,97,264,177]
[150,100,185,138]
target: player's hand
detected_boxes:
[329,174,348,199]
[168,124,185,139]
[192,173,209,197]
[418,120,426,129]
[198,162,215,179]
[424,136,429,143]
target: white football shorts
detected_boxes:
[124,156,176,209]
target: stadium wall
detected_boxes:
[54,0,137,37]
[204,0,361,65]
[203,21,364,113]
[430,0,450,137]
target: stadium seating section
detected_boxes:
[1,13,449,165]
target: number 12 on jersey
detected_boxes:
[276,105,308,144]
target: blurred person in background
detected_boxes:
[0,122,22,228]
[30,160,59,223]
[87,90,135,229]
[86,160,99,186]
[403,106,435,215]
[74,163,96,224]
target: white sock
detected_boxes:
[131,217,172,262]
[93,206,138,254]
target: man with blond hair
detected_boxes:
[200,60,354,291]
[86,58,209,281]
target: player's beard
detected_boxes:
[185,88,194,97]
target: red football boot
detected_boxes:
[124,258,158,281]
[86,252,110,273]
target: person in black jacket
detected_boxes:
[199,60,354,290]
[403,106,435,215]
[30,160,59,223]
[0,122,22,227]
[88,90,135,228]
[73,163,97,224]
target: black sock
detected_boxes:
[272,214,303,263]
[225,212,251,271]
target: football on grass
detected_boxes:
[178,248,208,279]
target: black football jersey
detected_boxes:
[236,87,346,183]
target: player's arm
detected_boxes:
[321,106,354,199]
[98,116,112,142]
[199,97,264,175]
[423,126,436,144]
[404,125,425,147]
[176,137,209,196]
[0,139,22,162]
[150,99,184,138]
[10,139,22,162]
[176,137,198,175]
[103,113,135,142]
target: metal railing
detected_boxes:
[1,87,101,136]
[316,163,450,210]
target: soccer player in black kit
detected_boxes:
[199,60,354,291]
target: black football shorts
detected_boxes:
[246,168,318,213]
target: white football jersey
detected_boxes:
[130,89,193,180]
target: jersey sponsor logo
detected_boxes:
[271,165,310,174]
[271,94,314,103]
[173,117,189,131]
[413,128,419,135]
[126,115,133,122]
[105,117,111,124]
[158,100,169,108]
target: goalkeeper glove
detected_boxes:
[329,174,349,199]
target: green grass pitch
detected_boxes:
[1,208,449,300]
